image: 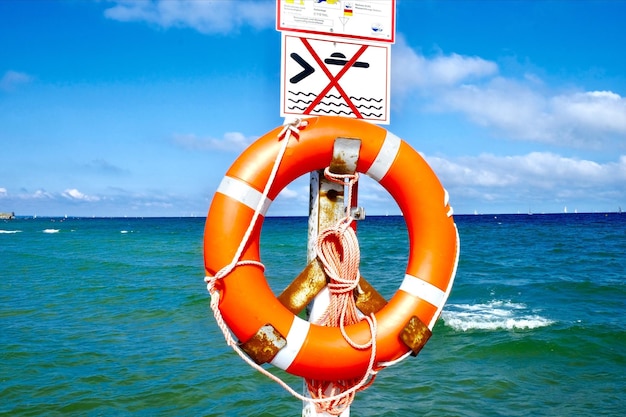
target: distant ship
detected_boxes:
[0,212,15,220]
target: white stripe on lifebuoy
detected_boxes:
[399,274,446,310]
[270,316,310,370]
[366,131,401,182]
[217,176,273,215]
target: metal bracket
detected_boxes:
[330,137,361,174]
[239,324,287,364]
[329,137,365,221]
[277,258,327,315]
[354,277,387,316]
[400,316,432,357]
[350,206,366,220]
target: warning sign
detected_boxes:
[280,33,391,124]
[277,0,396,43]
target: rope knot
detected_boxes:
[204,275,218,294]
[278,117,308,141]
[205,260,265,297]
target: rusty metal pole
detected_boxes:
[303,138,361,417]
[302,169,350,417]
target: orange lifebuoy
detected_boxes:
[204,116,459,381]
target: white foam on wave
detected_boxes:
[43,229,60,233]
[0,230,21,234]
[441,300,555,331]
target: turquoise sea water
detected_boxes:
[1,213,625,416]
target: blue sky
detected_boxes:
[1,0,625,217]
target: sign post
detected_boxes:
[302,169,349,417]
[275,1,396,415]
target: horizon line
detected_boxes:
[4,211,623,220]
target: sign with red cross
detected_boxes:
[280,33,390,124]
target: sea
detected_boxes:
[1,213,624,416]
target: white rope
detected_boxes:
[204,118,388,409]
[204,118,375,405]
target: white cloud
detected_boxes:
[441,81,626,148]
[1,187,195,217]
[278,186,299,199]
[0,70,33,91]
[551,91,626,140]
[173,131,254,151]
[104,0,275,34]
[62,189,101,202]
[31,190,54,199]
[440,77,551,139]
[393,41,626,150]
[427,152,626,212]
[256,150,625,216]
[432,152,626,188]
[392,37,498,93]
[4,152,623,216]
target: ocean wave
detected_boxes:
[441,300,555,331]
[0,230,21,234]
[42,229,60,233]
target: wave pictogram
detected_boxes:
[287,90,384,118]
[348,96,383,103]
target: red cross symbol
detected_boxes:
[299,38,369,118]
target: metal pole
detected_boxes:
[302,169,351,417]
